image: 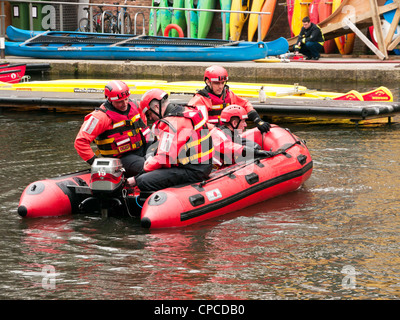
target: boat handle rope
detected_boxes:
[121,188,138,217]
[198,139,301,188]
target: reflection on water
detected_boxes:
[1,110,400,300]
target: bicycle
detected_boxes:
[110,1,132,34]
[78,6,114,33]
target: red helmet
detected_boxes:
[204,65,229,82]
[220,105,248,123]
[139,88,168,114]
[104,80,130,102]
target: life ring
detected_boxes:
[163,24,184,38]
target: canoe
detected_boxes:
[159,0,173,34]
[248,0,265,41]
[171,0,187,37]
[295,86,393,101]
[5,40,268,62]
[149,0,162,36]
[291,0,312,36]
[220,0,232,40]
[0,79,168,94]
[287,0,295,37]
[17,127,313,229]
[0,77,391,101]
[0,78,306,97]
[0,63,26,83]
[309,0,319,23]
[260,0,278,41]
[5,28,270,62]
[332,0,354,54]
[185,0,199,38]
[198,0,216,38]
[230,0,250,41]
[318,0,336,53]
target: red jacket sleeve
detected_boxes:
[143,117,193,172]
[74,110,111,162]
[229,91,254,114]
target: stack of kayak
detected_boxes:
[17,127,313,228]
[150,0,278,42]
[5,25,288,61]
[0,77,393,102]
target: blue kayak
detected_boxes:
[5,25,288,61]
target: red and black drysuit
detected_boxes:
[135,104,214,192]
[74,100,151,177]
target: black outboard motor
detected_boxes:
[79,158,125,218]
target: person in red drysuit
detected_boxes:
[127,88,214,192]
[210,105,273,168]
[74,80,151,177]
[188,65,271,133]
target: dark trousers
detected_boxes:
[120,145,148,177]
[299,42,323,58]
[135,164,213,192]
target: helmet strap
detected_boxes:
[229,117,242,130]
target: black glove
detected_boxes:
[86,155,97,165]
[242,147,274,159]
[247,110,271,133]
[254,150,275,158]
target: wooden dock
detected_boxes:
[0,90,399,124]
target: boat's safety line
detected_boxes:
[180,161,313,221]
[25,34,236,47]
[199,139,303,188]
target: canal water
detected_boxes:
[1,82,400,301]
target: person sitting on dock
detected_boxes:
[211,105,272,168]
[126,88,214,191]
[74,80,151,177]
[188,65,271,133]
[294,16,325,60]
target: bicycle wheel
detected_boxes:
[93,13,102,33]
[120,13,132,34]
[78,17,90,32]
[110,15,118,34]
[101,12,114,33]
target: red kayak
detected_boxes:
[17,126,313,228]
[0,63,26,83]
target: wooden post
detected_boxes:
[344,17,386,60]
[369,0,389,59]
[386,0,400,50]
[385,8,400,47]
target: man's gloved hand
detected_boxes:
[254,150,275,158]
[86,155,97,165]
[254,118,271,133]
[242,147,275,159]
[247,110,271,133]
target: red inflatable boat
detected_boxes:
[17,126,313,228]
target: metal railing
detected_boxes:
[0,0,271,41]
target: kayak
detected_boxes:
[0,79,392,101]
[17,126,313,228]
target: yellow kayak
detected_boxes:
[0,79,392,102]
[0,79,167,94]
[0,79,308,98]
